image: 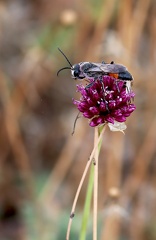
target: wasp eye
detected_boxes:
[72,64,81,78]
[74,70,80,78]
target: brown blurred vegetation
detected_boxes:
[0,0,156,239]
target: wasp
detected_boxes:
[57,48,133,84]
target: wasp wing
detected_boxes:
[88,63,127,73]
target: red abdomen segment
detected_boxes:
[108,73,119,79]
[108,71,133,81]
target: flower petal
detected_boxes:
[73,76,136,128]
[108,121,127,133]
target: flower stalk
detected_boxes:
[66,127,105,240]
[79,126,105,240]
[93,127,100,240]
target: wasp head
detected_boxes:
[71,64,85,79]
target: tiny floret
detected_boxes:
[73,76,136,128]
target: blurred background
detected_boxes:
[0,0,156,239]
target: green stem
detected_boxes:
[93,127,99,240]
[79,163,94,240]
[79,125,105,240]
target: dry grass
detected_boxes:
[0,0,156,239]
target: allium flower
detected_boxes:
[73,76,136,128]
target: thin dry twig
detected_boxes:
[66,126,106,240]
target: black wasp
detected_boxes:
[57,48,133,84]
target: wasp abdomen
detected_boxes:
[118,71,133,81]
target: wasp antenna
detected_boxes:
[57,67,71,76]
[58,48,73,67]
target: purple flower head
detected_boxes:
[73,76,136,127]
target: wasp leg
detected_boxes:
[115,79,120,93]
[85,81,95,89]
[99,77,109,112]
[85,77,109,112]
[125,81,132,94]
[125,81,133,104]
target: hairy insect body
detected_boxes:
[57,48,134,86]
[71,62,133,82]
